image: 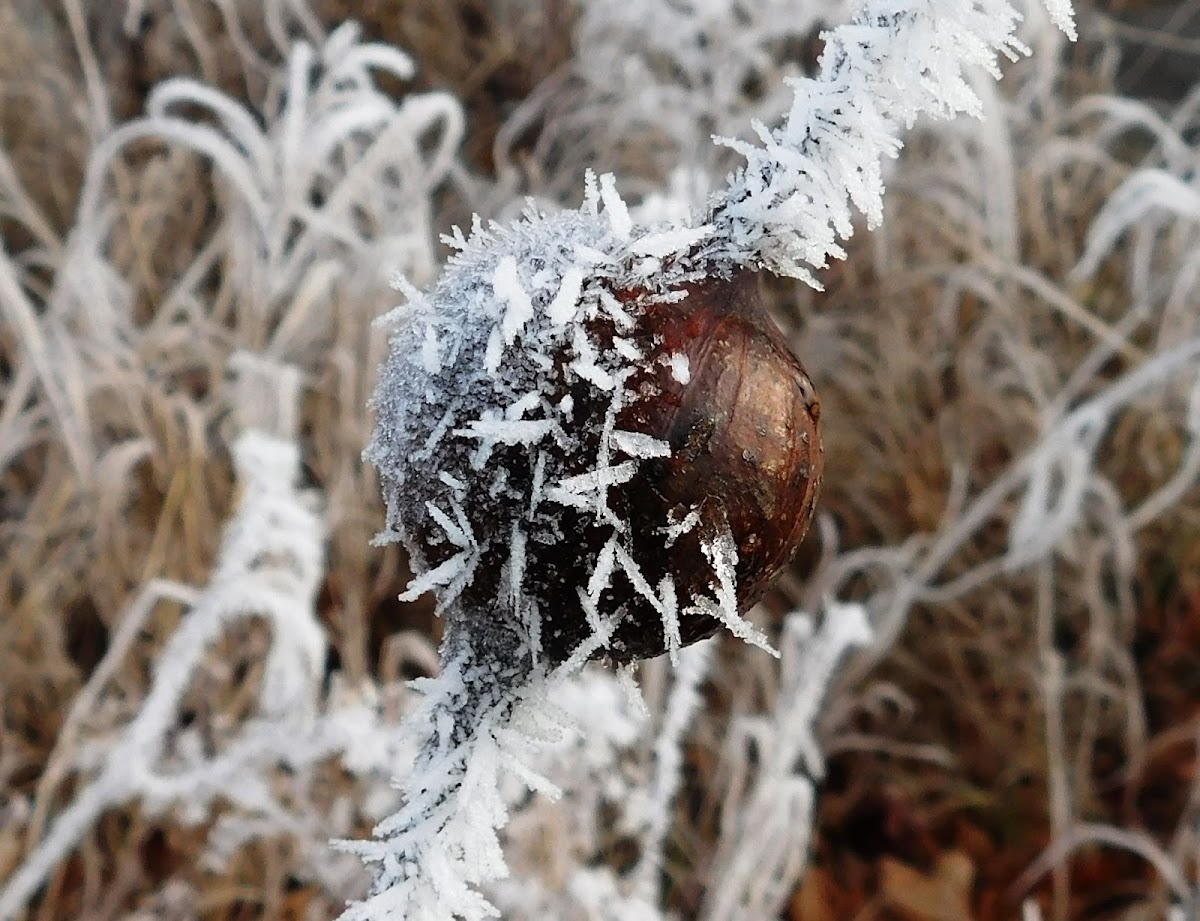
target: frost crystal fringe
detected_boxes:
[703,0,1077,285]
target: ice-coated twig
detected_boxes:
[346,1,1080,916]
[702,0,1077,285]
[353,167,813,917]
[335,625,597,921]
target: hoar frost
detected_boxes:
[364,172,763,669]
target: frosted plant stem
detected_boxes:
[632,640,714,905]
[1036,560,1071,921]
[343,2,1083,916]
[62,0,111,136]
[0,575,318,921]
[25,579,201,849]
[848,335,1200,678]
[0,247,91,477]
[336,622,540,921]
[0,358,321,921]
[700,0,1076,283]
[0,770,121,921]
[702,604,871,921]
[1012,824,1192,903]
[0,147,60,254]
[0,572,315,921]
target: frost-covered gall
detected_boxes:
[365,177,821,668]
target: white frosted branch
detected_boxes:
[705,0,1075,284]
[335,640,573,921]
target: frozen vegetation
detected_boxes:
[2,1,1200,920]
